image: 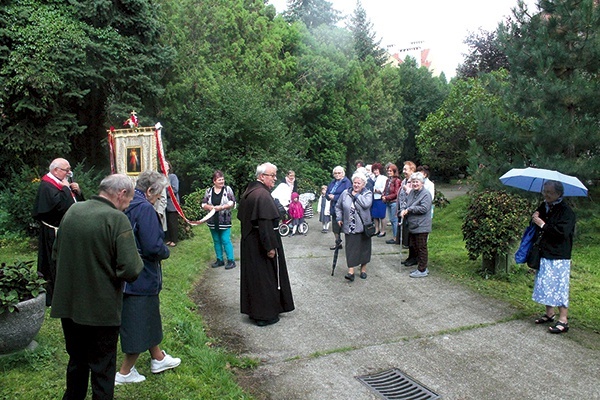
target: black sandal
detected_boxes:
[549,321,569,334]
[534,314,555,324]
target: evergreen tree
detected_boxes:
[497,0,600,180]
[284,0,341,29]
[0,0,173,175]
[347,0,387,66]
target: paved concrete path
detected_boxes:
[195,188,600,400]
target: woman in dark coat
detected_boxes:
[116,171,181,384]
[531,180,576,334]
[238,162,295,326]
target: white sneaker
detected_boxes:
[409,269,429,278]
[115,366,146,385]
[151,351,181,373]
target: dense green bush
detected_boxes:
[181,188,210,221]
[462,190,529,260]
[0,166,41,237]
[175,188,218,241]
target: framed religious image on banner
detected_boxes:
[126,147,142,175]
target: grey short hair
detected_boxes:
[410,172,425,183]
[135,171,169,196]
[256,162,277,178]
[351,172,367,184]
[332,166,345,176]
[544,180,564,196]
[49,158,68,171]
[99,174,134,196]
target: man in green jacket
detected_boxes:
[51,174,143,400]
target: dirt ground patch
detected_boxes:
[191,275,271,399]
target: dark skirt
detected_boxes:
[120,294,163,354]
[344,233,372,267]
[371,199,386,218]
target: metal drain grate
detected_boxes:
[356,368,441,400]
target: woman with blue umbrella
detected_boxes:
[530,180,576,334]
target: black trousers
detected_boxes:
[401,219,417,261]
[61,319,120,400]
[166,211,179,243]
[37,225,57,306]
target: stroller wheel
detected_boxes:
[278,224,290,236]
[299,222,309,235]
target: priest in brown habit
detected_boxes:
[238,162,294,327]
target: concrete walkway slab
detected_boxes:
[195,202,600,400]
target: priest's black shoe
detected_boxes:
[254,316,280,327]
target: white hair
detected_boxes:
[256,162,277,178]
[410,172,425,183]
[351,172,367,184]
[332,166,345,176]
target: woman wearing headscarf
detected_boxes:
[335,172,373,281]
[531,180,576,334]
[325,166,352,250]
[202,170,236,269]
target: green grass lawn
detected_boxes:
[1,194,598,398]
[0,226,255,400]
[430,196,600,334]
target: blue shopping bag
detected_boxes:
[515,224,536,264]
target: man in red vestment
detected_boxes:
[32,158,84,306]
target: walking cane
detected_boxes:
[330,238,343,276]
[397,217,403,273]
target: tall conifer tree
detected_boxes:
[497,0,600,178]
[347,1,387,66]
[284,0,340,29]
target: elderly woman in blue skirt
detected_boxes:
[370,162,387,237]
[335,172,373,282]
[116,171,181,385]
[531,180,576,334]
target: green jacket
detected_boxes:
[50,196,143,326]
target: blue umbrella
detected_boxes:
[499,167,588,197]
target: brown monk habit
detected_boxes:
[238,180,295,321]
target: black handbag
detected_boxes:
[526,229,543,270]
[352,192,377,237]
[362,221,377,237]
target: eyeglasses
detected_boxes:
[57,167,71,172]
[333,172,342,175]
[262,173,277,178]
